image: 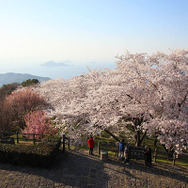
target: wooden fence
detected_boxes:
[0,131,48,145]
[98,141,187,166]
[153,148,188,166]
[0,131,71,153]
[62,134,70,153]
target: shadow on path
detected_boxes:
[0,149,109,188]
[106,156,188,184]
[0,149,187,188]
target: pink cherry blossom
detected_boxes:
[34,49,188,153]
[22,110,59,139]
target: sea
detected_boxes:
[0,62,115,80]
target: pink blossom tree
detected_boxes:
[22,110,59,139]
[34,49,188,153]
[2,87,48,131]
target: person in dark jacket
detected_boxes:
[119,139,125,160]
[87,136,94,155]
[144,146,152,167]
[124,144,130,165]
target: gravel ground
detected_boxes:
[0,149,187,188]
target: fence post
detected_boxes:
[68,137,70,150]
[98,142,101,155]
[16,132,19,144]
[62,134,65,153]
[154,148,157,162]
[33,133,35,145]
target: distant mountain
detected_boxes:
[0,72,51,87]
[41,60,72,67]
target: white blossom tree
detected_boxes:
[35,49,188,153]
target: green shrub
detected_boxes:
[0,135,61,168]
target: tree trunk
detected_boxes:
[135,131,141,147]
[104,129,120,142]
[135,130,147,147]
[140,130,147,145]
[154,133,158,148]
[95,124,120,142]
[154,138,157,148]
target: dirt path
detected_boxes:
[0,149,187,188]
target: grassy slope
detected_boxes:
[94,130,188,167]
[2,131,187,167]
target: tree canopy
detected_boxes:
[21,79,39,87]
[1,88,47,132]
[34,49,188,153]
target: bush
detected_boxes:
[21,79,39,87]
[0,135,61,168]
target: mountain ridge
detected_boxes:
[0,72,51,87]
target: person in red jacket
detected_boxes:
[87,136,94,155]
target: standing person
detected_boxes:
[87,136,94,155]
[124,144,130,165]
[144,146,152,167]
[119,139,125,160]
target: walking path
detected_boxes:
[0,149,187,188]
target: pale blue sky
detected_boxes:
[0,0,188,78]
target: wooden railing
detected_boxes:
[153,148,175,165]
[61,134,70,153]
[0,131,47,145]
[153,148,188,166]
[98,141,188,166]
[0,131,71,154]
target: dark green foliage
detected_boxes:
[0,135,61,168]
[21,79,39,87]
[0,83,19,132]
[0,83,19,100]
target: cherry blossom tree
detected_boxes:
[0,101,4,132]
[34,49,188,153]
[2,88,48,131]
[22,110,59,139]
[113,49,188,153]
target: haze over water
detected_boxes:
[0,1,188,79]
[0,61,115,79]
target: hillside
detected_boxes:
[0,72,51,87]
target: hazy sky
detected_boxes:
[0,0,188,78]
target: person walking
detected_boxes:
[124,144,130,165]
[87,136,94,155]
[119,139,125,160]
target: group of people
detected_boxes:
[119,139,130,164]
[87,136,152,168]
[119,139,152,167]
